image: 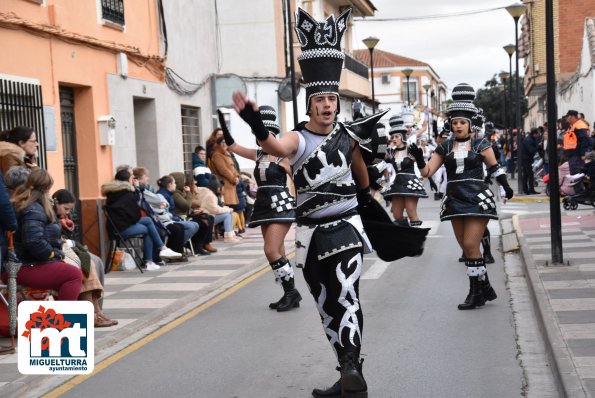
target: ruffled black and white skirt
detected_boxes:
[440,179,498,221]
[383,173,428,198]
[247,186,295,228]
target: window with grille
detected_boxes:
[403,80,418,104]
[181,106,201,174]
[101,0,125,26]
[0,77,47,169]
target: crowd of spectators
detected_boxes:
[496,110,594,196]
[0,125,254,329]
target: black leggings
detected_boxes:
[303,245,364,358]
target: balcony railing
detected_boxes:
[344,53,369,79]
[102,0,125,25]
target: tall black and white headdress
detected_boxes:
[400,104,415,127]
[446,83,478,126]
[294,7,352,114]
[259,105,280,136]
[388,115,407,139]
[471,107,486,133]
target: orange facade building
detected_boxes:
[0,0,164,252]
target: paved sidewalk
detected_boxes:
[514,208,595,397]
[0,228,291,398]
[508,175,551,203]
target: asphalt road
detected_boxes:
[52,197,540,398]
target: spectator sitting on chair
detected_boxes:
[138,182,193,261]
[0,172,17,279]
[2,169,82,300]
[101,169,182,271]
[0,126,39,174]
[192,146,212,188]
[171,173,217,255]
[155,175,200,253]
[3,165,31,196]
[132,167,187,262]
[201,177,241,242]
[51,189,118,327]
[132,166,157,193]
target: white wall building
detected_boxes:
[557,18,595,125]
[109,1,218,177]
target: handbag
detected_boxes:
[63,246,82,269]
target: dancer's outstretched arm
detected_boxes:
[232,91,299,159]
[217,110,257,161]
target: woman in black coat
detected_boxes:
[2,169,82,300]
[101,169,182,271]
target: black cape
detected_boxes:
[357,199,429,261]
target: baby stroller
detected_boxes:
[562,176,595,210]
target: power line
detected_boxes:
[353,6,504,22]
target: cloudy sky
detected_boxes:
[351,0,522,95]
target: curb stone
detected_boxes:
[512,213,588,398]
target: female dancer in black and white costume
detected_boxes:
[408,83,514,310]
[383,115,428,226]
[217,107,301,312]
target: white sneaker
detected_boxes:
[159,247,182,259]
[145,261,161,271]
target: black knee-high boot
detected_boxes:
[268,258,302,312]
[482,228,495,264]
[459,258,486,310]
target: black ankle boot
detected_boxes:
[276,277,302,312]
[268,295,284,310]
[464,276,472,304]
[312,368,341,398]
[339,352,367,398]
[434,192,440,200]
[482,229,494,264]
[482,272,497,301]
[268,258,302,311]
[458,276,485,310]
[393,218,409,227]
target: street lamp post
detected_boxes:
[499,71,510,135]
[403,68,413,105]
[503,43,516,178]
[545,0,563,264]
[422,84,431,108]
[423,83,431,136]
[363,36,380,114]
[506,2,527,194]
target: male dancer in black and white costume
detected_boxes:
[232,7,374,398]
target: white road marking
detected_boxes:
[361,259,391,280]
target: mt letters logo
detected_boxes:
[18,301,94,374]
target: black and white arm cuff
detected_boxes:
[487,164,505,178]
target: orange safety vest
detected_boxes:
[563,120,589,150]
[563,129,577,150]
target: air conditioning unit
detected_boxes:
[381,74,391,84]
